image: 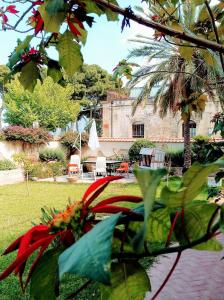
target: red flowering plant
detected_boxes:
[0,176,143,295]
[0,5,19,30]
[1,159,224,299]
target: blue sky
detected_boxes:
[0,0,151,73]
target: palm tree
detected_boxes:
[128,36,222,169]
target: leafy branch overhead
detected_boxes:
[2,0,224,89]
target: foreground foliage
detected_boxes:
[0,159,224,299]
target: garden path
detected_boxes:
[146,235,224,300]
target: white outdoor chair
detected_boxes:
[93,157,107,180]
[68,155,83,178]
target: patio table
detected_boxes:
[82,160,121,175]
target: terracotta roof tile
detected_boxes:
[99,137,224,143]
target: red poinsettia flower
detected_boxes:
[6,5,19,14]
[67,14,85,37]
[151,15,160,22]
[0,13,8,24]
[29,9,44,35]
[0,176,142,290]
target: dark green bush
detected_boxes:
[191,135,224,163]
[165,149,184,167]
[0,159,16,170]
[60,131,89,149]
[39,147,66,163]
[128,139,155,162]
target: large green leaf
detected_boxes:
[45,0,66,15]
[19,61,40,91]
[174,204,222,251]
[39,4,65,33]
[161,159,224,208]
[57,30,83,77]
[47,60,62,82]
[146,208,171,244]
[7,36,33,70]
[16,35,33,53]
[30,249,61,300]
[82,0,104,15]
[100,262,150,300]
[133,168,166,251]
[47,67,62,83]
[59,213,121,284]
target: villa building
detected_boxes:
[102,88,221,140]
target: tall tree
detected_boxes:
[0,65,9,129]
[4,77,80,131]
[66,64,122,135]
[128,37,222,169]
[68,64,120,103]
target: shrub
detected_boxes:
[61,131,89,148]
[13,153,35,175]
[60,131,89,156]
[0,159,16,170]
[30,162,65,179]
[165,149,184,167]
[191,135,224,163]
[39,147,66,163]
[128,139,155,162]
[30,162,52,179]
[48,161,66,180]
[0,132,5,141]
[3,126,51,144]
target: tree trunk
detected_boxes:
[183,118,191,171]
[0,106,3,129]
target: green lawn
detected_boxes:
[0,181,141,299]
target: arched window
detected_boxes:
[132,122,144,138]
[182,120,196,138]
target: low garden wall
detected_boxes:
[0,141,58,161]
[0,141,39,160]
[0,168,24,185]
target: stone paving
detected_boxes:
[146,236,224,300]
[35,173,137,184]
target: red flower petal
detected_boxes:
[33,1,44,5]
[73,16,84,29]
[68,20,81,37]
[0,235,55,282]
[91,205,131,214]
[94,195,142,208]
[82,176,123,209]
[6,5,19,14]
[24,239,52,288]
[34,13,44,35]
[2,235,23,255]
[14,225,49,277]
[2,14,8,24]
